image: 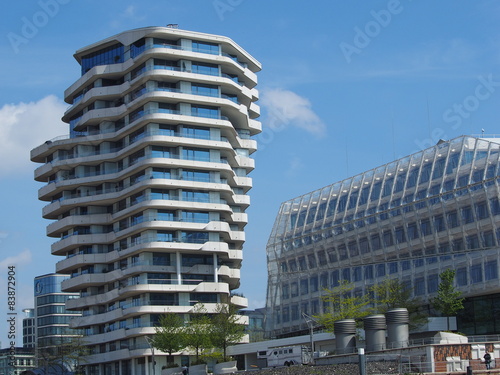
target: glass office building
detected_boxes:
[31,27,261,374]
[266,136,500,338]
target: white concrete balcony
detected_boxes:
[51,233,113,255]
[56,253,112,273]
[46,213,111,237]
[64,60,135,101]
[65,81,131,114]
[230,295,248,310]
[62,273,107,291]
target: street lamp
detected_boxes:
[144,336,156,375]
[302,313,316,364]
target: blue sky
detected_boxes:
[1,0,500,346]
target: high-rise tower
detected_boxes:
[31,27,261,374]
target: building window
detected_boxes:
[414,277,425,296]
[310,276,319,292]
[395,226,406,244]
[427,274,439,293]
[364,265,374,279]
[483,231,496,248]
[342,268,351,282]
[456,267,467,286]
[383,230,394,247]
[353,267,362,282]
[331,270,340,287]
[376,264,386,277]
[434,215,446,232]
[300,279,309,295]
[291,305,299,321]
[290,282,298,297]
[389,262,398,274]
[490,197,500,215]
[420,219,432,236]
[461,206,474,224]
[401,260,410,271]
[476,201,489,220]
[467,234,480,250]
[282,284,289,299]
[407,222,419,240]
[447,210,460,228]
[371,234,381,250]
[485,260,498,281]
[470,264,483,284]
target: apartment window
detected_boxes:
[320,272,328,288]
[290,282,298,297]
[291,305,300,321]
[192,41,219,54]
[191,62,219,76]
[401,260,410,271]
[414,259,424,267]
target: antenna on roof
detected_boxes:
[167,24,179,29]
[482,128,485,137]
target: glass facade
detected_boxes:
[266,136,500,338]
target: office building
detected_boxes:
[34,274,81,353]
[31,26,261,374]
[22,309,35,349]
[266,136,500,338]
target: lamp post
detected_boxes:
[144,336,156,375]
[302,313,316,364]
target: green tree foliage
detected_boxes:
[150,312,186,361]
[314,281,372,332]
[432,269,464,330]
[371,278,428,330]
[209,303,246,361]
[185,304,213,363]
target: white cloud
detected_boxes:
[261,88,326,137]
[110,5,146,28]
[0,249,32,269]
[0,95,67,174]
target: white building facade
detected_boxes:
[31,27,261,375]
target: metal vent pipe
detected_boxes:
[364,314,386,352]
[334,319,357,354]
[386,308,409,348]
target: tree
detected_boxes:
[209,303,246,361]
[314,281,372,332]
[432,269,464,331]
[150,312,186,363]
[371,278,428,330]
[37,334,89,375]
[185,304,213,363]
